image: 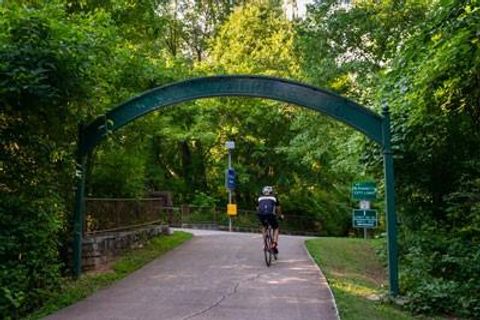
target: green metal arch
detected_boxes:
[74,75,398,296]
[80,75,383,155]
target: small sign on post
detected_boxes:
[352,209,378,228]
[225,168,236,190]
[227,204,237,216]
[359,200,370,209]
[352,181,377,200]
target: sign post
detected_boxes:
[226,141,235,231]
[352,182,377,239]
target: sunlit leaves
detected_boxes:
[207,2,298,76]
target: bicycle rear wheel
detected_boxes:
[264,227,273,266]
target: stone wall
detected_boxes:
[82,225,170,271]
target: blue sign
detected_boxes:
[225,168,236,189]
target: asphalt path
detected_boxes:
[45,229,339,320]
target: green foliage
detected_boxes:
[208,1,298,75]
[299,0,480,317]
[89,147,147,198]
[0,2,123,317]
[191,191,217,207]
[380,3,480,315]
[297,0,430,102]
[400,230,480,317]
[0,193,62,318]
[3,0,478,317]
[282,185,351,236]
[0,1,180,317]
[82,0,355,239]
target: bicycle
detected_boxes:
[263,223,278,267]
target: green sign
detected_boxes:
[352,209,378,228]
[352,181,377,200]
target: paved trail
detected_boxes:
[46,229,339,320]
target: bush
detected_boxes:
[190,191,217,207]
[0,193,63,319]
[279,188,351,236]
[400,229,480,318]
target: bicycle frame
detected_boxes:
[263,224,277,266]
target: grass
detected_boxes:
[24,231,192,320]
[305,237,443,320]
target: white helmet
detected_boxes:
[262,186,273,195]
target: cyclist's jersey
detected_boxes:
[257,195,279,215]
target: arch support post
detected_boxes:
[73,125,87,278]
[382,106,399,296]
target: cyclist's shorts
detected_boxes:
[257,214,279,229]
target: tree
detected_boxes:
[0,2,125,316]
[298,0,480,316]
[379,2,480,314]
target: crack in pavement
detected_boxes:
[181,272,266,320]
[181,283,239,320]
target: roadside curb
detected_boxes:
[303,242,341,320]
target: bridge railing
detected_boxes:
[84,198,169,235]
[84,198,323,236]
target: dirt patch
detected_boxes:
[85,260,115,275]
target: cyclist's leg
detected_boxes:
[273,226,279,245]
[268,215,280,248]
[262,227,267,246]
[257,214,268,248]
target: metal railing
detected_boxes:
[84,198,323,236]
[84,198,169,235]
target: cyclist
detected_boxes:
[257,186,281,254]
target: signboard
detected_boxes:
[359,200,370,209]
[227,204,237,216]
[352,181,377,200]
[225,141,235,149]
[352,209,378,228]
[225,168,236,189]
